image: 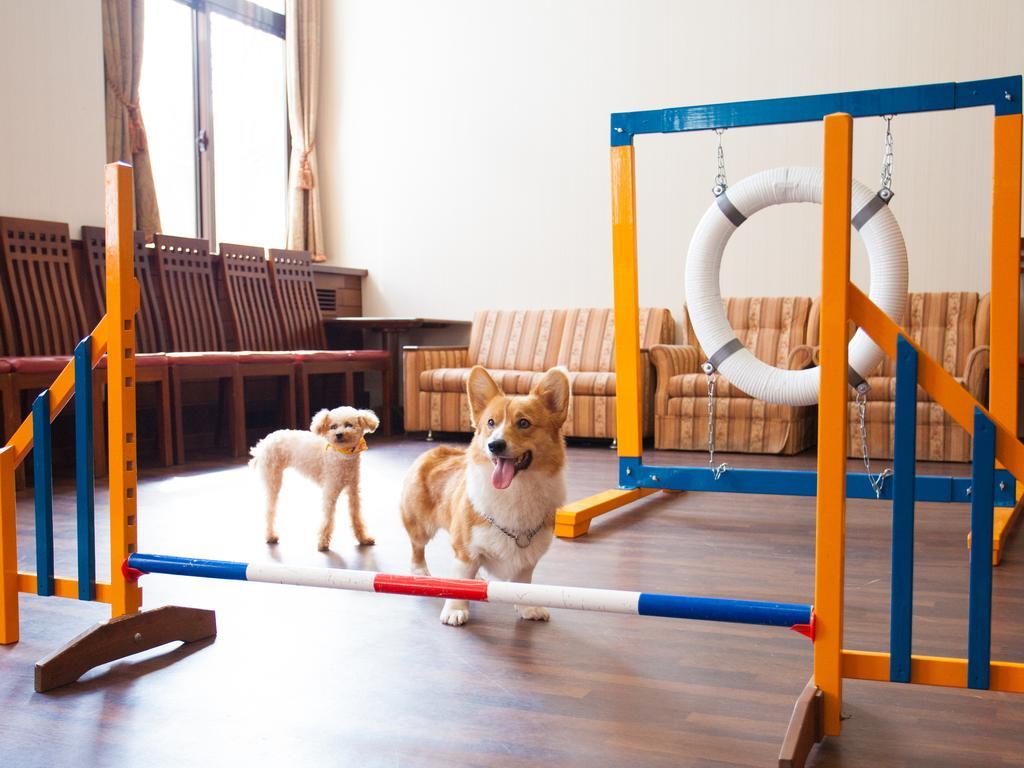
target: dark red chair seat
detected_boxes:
[0,359,13,373]
[97,353,169,369]
[292,350,390,363]
[1,356,70,374]
[167,352,239,367]
[236,351,297,364]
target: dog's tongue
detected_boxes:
[492,458,516,490]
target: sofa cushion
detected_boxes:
[683,297,813,368]
[861,375,968,403]
[555,307,674,372]
[420,368,617,397]
[666,373,753,399]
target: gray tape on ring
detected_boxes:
[851,190,893,231]
[706,337,744,371]
[716,192,747,227]
[848,366,870,394]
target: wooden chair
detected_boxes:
[217,242,296,431]
[0,217,107,479]
[152,234,245,463]
[268,248,391,432]
[81,226,173,467]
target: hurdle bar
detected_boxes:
[123,553,815,634]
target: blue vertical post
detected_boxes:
[75,338,96,601]
[889,335,917,683]
[32,391,54,597]
[967,407,995,689]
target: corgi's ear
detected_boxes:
[467,366,503,426]
[531,367,570,426]
[310,409,331,436]
[358,410,380,434]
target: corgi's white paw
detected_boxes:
[440,604,469,626]
[516,605,550,622]
[412,565,431,576]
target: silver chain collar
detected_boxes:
[480,513,551,549]
[856,390,893,498]
[703,363,730,480]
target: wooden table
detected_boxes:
[322,317,471,430]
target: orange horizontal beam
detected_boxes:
[842,649,1024,693]
[18,573,112,604]
[849,286,1024,481]
[5,317,109,466]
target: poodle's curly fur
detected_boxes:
[249,406,379,550]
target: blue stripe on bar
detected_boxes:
[637,593,810,627]
[889,336,917,683]
[32,392,54,597]
[618,458,1015,506]
[610,77,1022,145]
[74,339,96,601]
[967,407,996,690]
[128,553,249,581]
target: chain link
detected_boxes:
[713,129,727,196]
[880,115,895,196]
[705,368,730,480]
[857,390,892,498]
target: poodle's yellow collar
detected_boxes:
[325,436,367,456]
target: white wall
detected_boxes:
[319,0,1024,322]
[0,0,106,233]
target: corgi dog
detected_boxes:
[400,365,570,626]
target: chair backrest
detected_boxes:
[82,226,169,354]
[877,292,982,376]
[683,297,813,368]
[0,217,91,355]
[467,308,675,372]
[555,307,675,372]
[267,248,326,349]
[153,234,227,352]
[219,243,285,351]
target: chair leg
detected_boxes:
[343,372,356,406]
[170,372,186,465]
[231,373,246,458]
[297,368,310,427]
[282,373,296,430]
[380,366,393,436]
[156,373,173,467]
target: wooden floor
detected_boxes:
[1,438,1023,767]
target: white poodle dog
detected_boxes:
[249,406,379,550]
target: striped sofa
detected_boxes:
[807,292,990,463]
[403,308,675,438]
[650,297,818,455]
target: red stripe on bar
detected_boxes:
[373,574,490,601]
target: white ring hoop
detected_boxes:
[684,166,908,407]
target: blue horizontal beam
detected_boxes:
[637,593,810,627]
[619,458,1015,506]
[611,76,1022,145]
[128,553,249,581]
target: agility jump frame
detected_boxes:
[555,77,1023,567]
[552,77,1024,765]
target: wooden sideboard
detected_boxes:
[312,264,367,317]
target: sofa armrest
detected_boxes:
[963,344,989,404]
[402,346,469,431]
[787,344,816,371]
[650,344,701,412]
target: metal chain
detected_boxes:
[857,390,893,498]
[704,365,730,480]
[879,115,895,200]
[712,129,728,196]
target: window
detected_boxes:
[140,0,287,247]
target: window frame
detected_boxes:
[162,0,286,246]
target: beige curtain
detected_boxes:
[101,0,161,240]
[286,0,325,261]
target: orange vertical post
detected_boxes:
[814,113,854,736]
[0,445,17,643]
[610,145,643,459]
[989,113,1023,564]
[106,162,141,617]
